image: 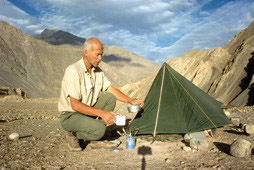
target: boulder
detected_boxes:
[182,146,192,152]
[189,138,210,151]
[230,117,241,126]
[8,133,20,140]
[244,124,254,135]
[224,110,231,117]
[0,87,27,99]
[230,138,252,157]
[184,131,206,143]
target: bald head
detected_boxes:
[84,38,103,53]
[83,38,104,68]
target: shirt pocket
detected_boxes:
[80,81,93,102]
[95,82,102,91]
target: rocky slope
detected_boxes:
[0,21,159,98]
[120,21,254,107]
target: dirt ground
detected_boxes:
[0,96,254,170]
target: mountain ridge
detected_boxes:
[117,21,254,109]
[0,21,159,98]
[34,29,86,46]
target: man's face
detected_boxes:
[86,42,103,68]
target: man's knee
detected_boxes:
[92,123,106,140]
[106,92,116,105]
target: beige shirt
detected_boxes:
[58,58,111,113]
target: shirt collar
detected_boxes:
[80,58,95,74]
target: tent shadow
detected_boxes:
[213,142,230,155]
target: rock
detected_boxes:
[184,131,206,143]
[230,138,252,157]
[184,134,191,143]
[230,117,241,126]
[244,124,254,135]
[8,133,19,140]
[210,147,219,153]
[0,87,27,99]
[239,123,247,130]
[165,158,171,163]
[190,138,210,151]
[224,111,231,117]
[15,88,27,98]
[182,146,192,152]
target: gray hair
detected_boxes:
[84,38,103,53]
[83,39,94,52]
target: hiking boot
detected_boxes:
[89,140,120,150]
[65,131,82,152]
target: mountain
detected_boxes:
[0,21,159,98]
[167,21,254,106]
[34,29,86,46]
[118,21,254,109]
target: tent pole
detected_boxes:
[153,64,166,138]
[151,137,156,144]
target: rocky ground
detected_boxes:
[0,96,254,170]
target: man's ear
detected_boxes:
[84,49,88,57]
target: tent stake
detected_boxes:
[151,136,156,144]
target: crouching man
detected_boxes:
[58,38,144,151]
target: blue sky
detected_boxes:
[0,0,254,63]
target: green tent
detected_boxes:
[129,63,230,136]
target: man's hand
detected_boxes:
[129,98,144,107]
[107,86,145,107]
[100,111,116,125]
[70,96,116,125]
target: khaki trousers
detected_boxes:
[60,92,116,141]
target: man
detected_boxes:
[58,38,144,151]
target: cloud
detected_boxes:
[155,0,254,63]
[0,0,43,34]
[25,0,205,58]
[1,0,254,64]
[26,0,207,37]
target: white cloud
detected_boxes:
[0,0,254,64]
[157,0,254,63]
[31,0,200,36]
[0,0,43,34]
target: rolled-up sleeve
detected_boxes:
[63,66,81,100]
[102,73,111,92]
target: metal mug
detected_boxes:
[126,136,135,150]
[115,115,126,126]
[127,105,141,113]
